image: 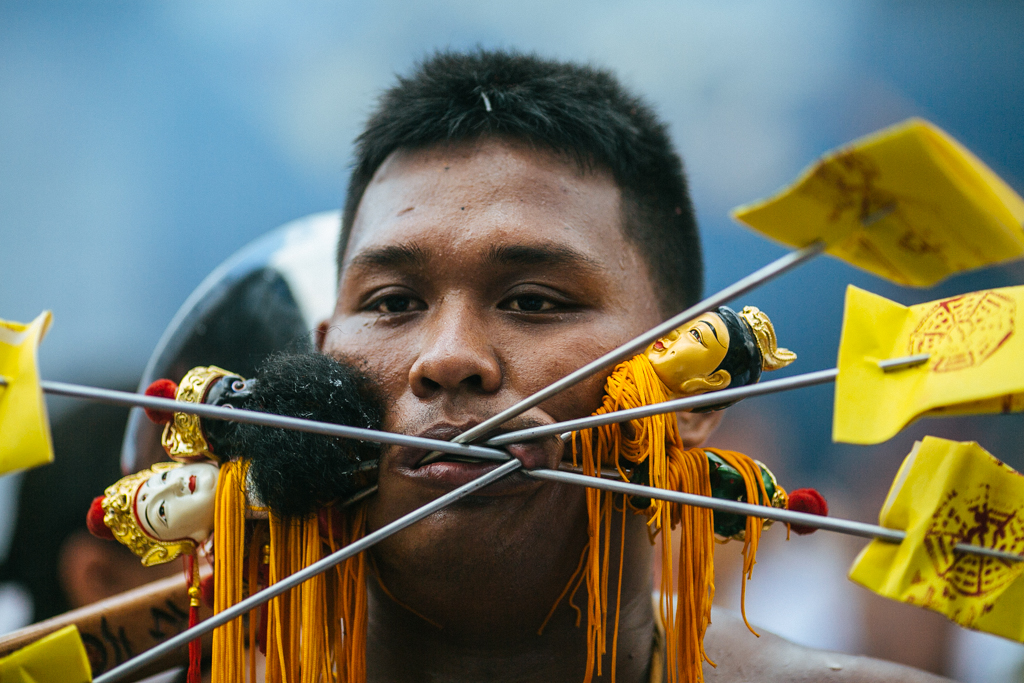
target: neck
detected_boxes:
[364,503,656,683]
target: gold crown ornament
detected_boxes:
[100,462,196,566]
[737,306,798,371]
[161,365,232,462]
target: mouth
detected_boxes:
[389,421,559,494]
[653,340,665,351]
[188,475,196,494]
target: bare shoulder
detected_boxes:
[702,609,954,683]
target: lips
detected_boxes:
[387,420,561,493]
[188,475,196,494]
[653,341,665,351]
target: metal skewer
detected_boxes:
[418,240,827,464]
[33,369,1018,683]
[487,368,839,446]
[488,353,930,446]
[92,458,522,683]
[87,453,1024,683]
[528,468,1023,563]
[28,379,511,463]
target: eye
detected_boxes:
[505,294,556,312]
[367,294,425,314]
[690,329,701,342]
[162,472,168,481]
[158,502,166,521]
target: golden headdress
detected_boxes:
[737,306,798,371]
[161,365,233,462]
[96,462,196,567]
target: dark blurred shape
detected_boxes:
[0,389,135,621]
[121,213,340,475]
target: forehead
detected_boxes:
[343,139,630,272]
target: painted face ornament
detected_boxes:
[643,305,797,399]
[86,461,219,566]
[87,353,384,683]
[86,461,222,683]
[571,304,816,683]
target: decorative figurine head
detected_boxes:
[645,305,796,398]
[86,461,219,566]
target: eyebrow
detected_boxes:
[347,244,429,270]
[485,243,601,272]
[699,320,725,347]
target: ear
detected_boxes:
[676,369,731,397]
[315,320,329,352]
[676,409,724,447]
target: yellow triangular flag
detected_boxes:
[0,312,54,476]
[833,285,1024,444]
[849,437,1024,642]
[733,118,1024,287]
[0,625,92,683]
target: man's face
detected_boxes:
[320,138,664,628]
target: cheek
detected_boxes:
[507,335,618,422]
[167,498,214,539]
[323,325,415,406]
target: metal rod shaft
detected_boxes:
[40,372,1017,560]
[487,368,839,446]
[527,469,1023,562]
[39,380,510,463]
[440,241,827,448]
[92,458,522,683]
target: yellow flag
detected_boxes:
[849,437,1024,642]
[833,285,1024,444]
[732,118,1024,287]
[0,625,92,683]
[0,312,53,476]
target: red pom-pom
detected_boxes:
[144,379,179,425]
[786,488,828,535]
[86,496,114,540]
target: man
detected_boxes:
[317,50,947,681]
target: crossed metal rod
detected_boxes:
[88,419,1020,683]
[25,353,1020,683]
[32,375,1019,562]
[23,238,1005,682]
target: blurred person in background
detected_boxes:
[0,388,176,627]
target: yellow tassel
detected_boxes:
[708,448,769,636]
[568,355,769,683]
[326,506,368,683]
[261,503,368,683]
[213,460,247,683]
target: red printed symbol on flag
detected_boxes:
[908,291,1015,373]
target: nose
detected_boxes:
[408,300,502,398]
[170,474,188,497]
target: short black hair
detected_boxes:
[339,49,703,315]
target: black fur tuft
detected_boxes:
[231,353,383,517]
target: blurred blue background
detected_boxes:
[2,2,1023,678]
